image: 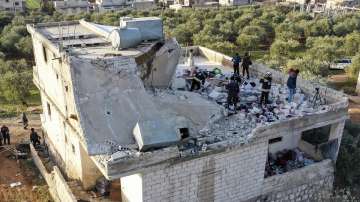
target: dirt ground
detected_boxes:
[0,113,52,202]
[328,73,360,123]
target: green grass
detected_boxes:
[26,0,41,10]
[327,76,357,95]
[0,89,41,118]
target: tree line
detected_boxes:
[2,6,360,105]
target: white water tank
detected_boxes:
[109,28,142,49]
[120,17,163,41]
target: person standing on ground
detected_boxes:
[30,128,41,146]
[242,52,252,79]
[1,125,10,145]
[0,128,3,146]
[232,53,241,75]
[287,69,299,103]
[22,112,29,130]
[226,76,240,112]
[260,72,272,105]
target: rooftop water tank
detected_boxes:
[120,17,164,41]
[109,28,142,50]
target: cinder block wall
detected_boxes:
[140,140,268,202]
[260,160,334,202]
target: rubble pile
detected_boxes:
[174,67,329,127]
[95,66,332,162]
[168,67,331,153]
[265,148,316,177]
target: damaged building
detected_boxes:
[27,17,348,202]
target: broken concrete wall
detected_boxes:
[138,38,181,88]
[260,159,334,201]
[151,91,223,133]
[70,56,171,154]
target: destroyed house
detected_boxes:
[27,17,348,202]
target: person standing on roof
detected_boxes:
[242,52,252,80]
[187,49,195,67]
[190,67,205,91]
[260,72,272,105]
[287,69,300,103]
[1,125,10,145]
[226,76,240,112]
[232,53,241,75]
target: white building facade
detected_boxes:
[0,0,25,12]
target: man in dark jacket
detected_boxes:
[287,69,299,103]
[242,52,252,79]
[232,53,241,75]
[226,76,240,111]
[0,129,2,146]
[1,125,10,145]
[260,72,272,105]
[22,112,29,130]
[30,128,41,146]
[190,68,206,91]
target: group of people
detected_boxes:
[186,51,299,113]
[227,52,300,112]
[0,125,41,147]
[231,52,252,80]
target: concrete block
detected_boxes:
[133,119,180,151]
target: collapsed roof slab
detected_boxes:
[70,53,181,155]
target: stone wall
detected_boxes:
[139,139,268,202]
[30,144,77,202]
[260,159,334,202]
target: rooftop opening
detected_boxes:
[179,128,190,139]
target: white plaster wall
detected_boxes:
[33,37,85,180]
[41,92,83,180]
[140,140,268,202]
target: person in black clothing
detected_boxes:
[226,76,240,111]
[287,69,300,103]
[1,125,10,145]
[232,53,241,75]
[0,130,2,146]
[190,68,206,91]
[242,52,252,79]
[30,128,41,146]
[260,72,272,105]
[22,112,28,130]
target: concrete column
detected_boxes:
[328,120,346,162]
[121,174,143,202]
[329,120,345,140]
[79,144,103,190]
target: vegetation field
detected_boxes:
[26,0,41,10]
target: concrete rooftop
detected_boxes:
[28,20,348,179]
